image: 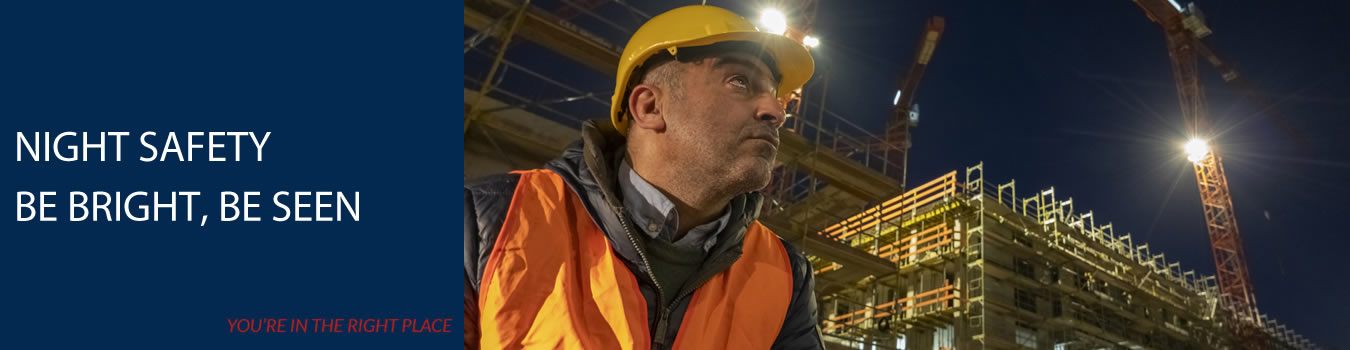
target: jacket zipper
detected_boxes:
[611,207,670,349]
[652,253,733,348]
[649,225,744,349]
[614,208,747,349]
[668,256,730,306]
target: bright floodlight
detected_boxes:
[759,8,788,35]
[1168,0,1184,12]
[802,35,820,48]
[893,89,903,105]
[1184,138,1210,162]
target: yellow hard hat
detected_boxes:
[610,5,815,134]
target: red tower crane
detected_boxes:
[1132,0,1262,337]
[878,16,944,187]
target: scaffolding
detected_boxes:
[460,2,1319,349]
[803,163,1318,350]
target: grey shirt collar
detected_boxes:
[617,158,729,252]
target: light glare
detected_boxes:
[759,8,788,35]
[1185,138,1209,163]
[803,35,820,48]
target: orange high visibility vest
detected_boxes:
[478,169,794,349]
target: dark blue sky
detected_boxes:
[467,0,1349,346]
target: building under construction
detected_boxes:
[803,164,1316,350]
[463,0,1318,348]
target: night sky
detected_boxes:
[466,0,1349,346]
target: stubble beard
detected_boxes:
[712,144,777,196]
[666,128,776,201]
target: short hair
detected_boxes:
[639,56,683,101]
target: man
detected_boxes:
[465,5,822,349]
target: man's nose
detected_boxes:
[755,95,787,128]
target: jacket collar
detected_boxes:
[545,120,764,270]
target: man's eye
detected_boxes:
[729,75,749,90]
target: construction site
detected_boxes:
[463,0,1323,349]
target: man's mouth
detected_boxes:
[746,133,780,148]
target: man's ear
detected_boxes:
[627,84,666,132]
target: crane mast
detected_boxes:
[880,16,944,187]
[1133,0,1260,330]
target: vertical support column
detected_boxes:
[963,163,986,350]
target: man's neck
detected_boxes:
[629,160,732,237]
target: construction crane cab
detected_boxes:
[1180,2,1212,38]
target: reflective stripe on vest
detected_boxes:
[478,169,793,349]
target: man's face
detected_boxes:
[662,51,786,193]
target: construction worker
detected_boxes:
[465,5,821,349]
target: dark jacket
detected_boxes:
[464,120,825,349]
